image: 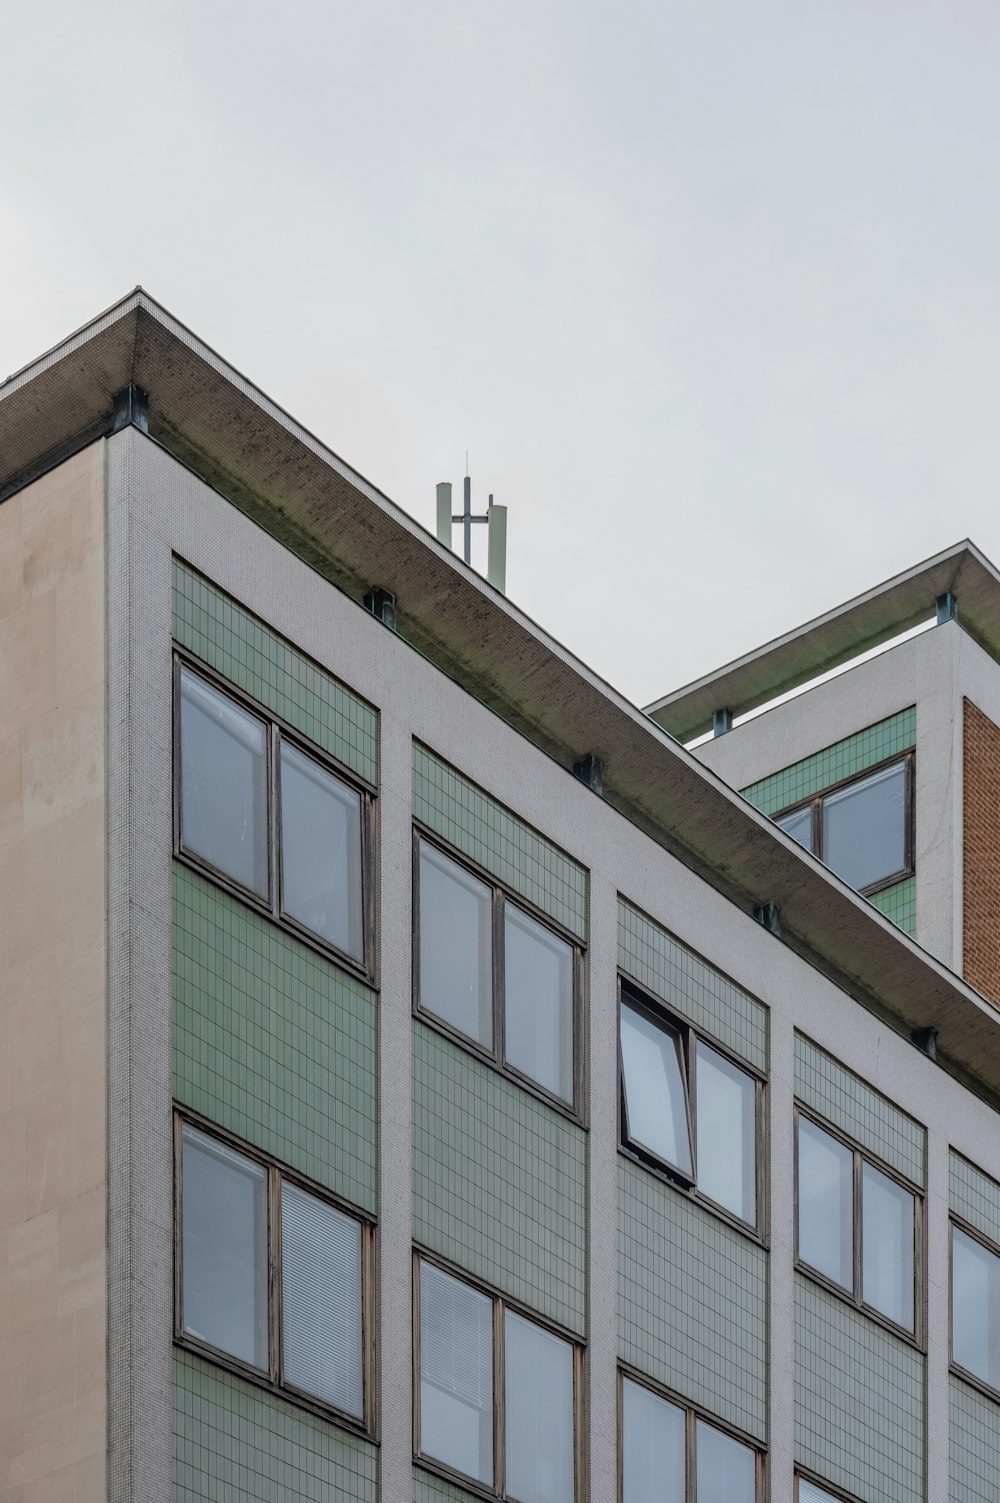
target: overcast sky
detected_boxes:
[3,2,1000,708]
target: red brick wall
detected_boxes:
[964,698,1000,1009]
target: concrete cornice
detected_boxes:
[4,291,1000,1107]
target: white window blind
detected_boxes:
[419,1261,494,1485]
[281,1184,363,1418]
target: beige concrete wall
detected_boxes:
[0,444,106,1502]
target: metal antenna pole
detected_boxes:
[452,471,489,565]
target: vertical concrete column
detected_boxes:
[768,1010,796,1493]
[586,874,619,1500]
[377,711,414,1497]
[925,1129,950,1501]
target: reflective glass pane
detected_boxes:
[179,668,268,896]
[862,1162,914,1330]
[282,1185,363,1416]
[798,1118,854,1290]
[695,1042,756,1223]
[777,805,813,852]
[822,761,907,891]
[622,1377,685,1503]
[280,743,363,959]
[505,1311,574,1503]
[620,1002,692,1176]
[799,1481,840,1503]
[182,1126,267,1368]
[419,1263,493,1485]
[953,1225,1000,1390]
[504,906,574,1102]
[696,1419,755,1503]
[418,843,493,1048]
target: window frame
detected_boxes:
[173,1110,377,1436]
[412,1249,585,1502]
[617,979,766,1240]
[173,651,377,984]
[948,1212,1000,1403]
[773,750,915,897]
[412,829,586,1123]
[616,1366,766,1503]
[793,1105,924,1347]
[793,1471,864,1503]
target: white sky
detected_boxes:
[3,2,1000,708]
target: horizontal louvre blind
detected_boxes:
[420,1262,492,1410]
[281,1184,363,1418]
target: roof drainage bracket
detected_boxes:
[712,707,734,737]
[753,901,781,937]
[110,383,149,436]
[573,754,604,796]
[363,588,397,630]
[936,592,958,625]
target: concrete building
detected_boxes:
[0,289,999,1503]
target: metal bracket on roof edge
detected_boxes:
[573,754,604,797]
[911,1025,938,1061]
[363,588,397,631]
[936,592,958,625]
[712,707,734,737]
[753,901,781,937]
[110,383,149,435]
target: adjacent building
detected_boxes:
[1,290,999,1503]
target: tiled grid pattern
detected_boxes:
[174,1349,376,1502]
[949,1151,1000,1246]
[173,556,378,785]
[795,1033,925,1185]
[617,898,768,1073]
[414,1468,482,1503]
[868,875,917,937]
[173,863,378,1213]
[950,1372,1000,1501]
[741,706,916,817]
[412,743,588,940]
[412,1021,587,1336]
[618,1158,768,1442]
[794,1274,924,1503]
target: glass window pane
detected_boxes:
[622,1377,685,1503]
[798,1118,854,1291]
[620,1002,692,1176]
[777,805,813,852]
[822,761,907,891]
[695,1042,756,1223]
[799,1481,840,1503]
[280,743,364,959]
[953,1225,1000,1390]
[181,1125,267,1368]
[505,1310,574,1503]
[696,1420,755,1503]
[282,1184,363,1416]
[862,1162,914,1331]
[418,843,493,1049]
[179,668,268,896]
[419,1263,493,1485]
[504,906,574,1103]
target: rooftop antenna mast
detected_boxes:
[435,465,507,594]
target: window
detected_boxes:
[621,1374,759,1502]
[415,836,579,1109]
[176,1120,372,1427]
[775,754,912,895]
[795,1112,918,1336]
[176,661,370,971]
[415,1256,579,1501]
[951,1222,1000,1394]
[795,1478,848,1503]
[619,986,760,1229]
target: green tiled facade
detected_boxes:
[741,706,915,817]
[413,1468,482,1503]
[174,1350,377,1502]
[618,897,768,1073]
[950,1374,1000,1501]
[173,863,378,1213]
[868,874,916,937]
[412,1020,587,1336]
[173,556,378,784]
[794,1275,924,1503]
[618,1157,768,1442]
[950,1150,1000,1246]
[412,742,588,940]
[795,1033,925,1185]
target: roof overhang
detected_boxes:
[645,540,1000,743]
[4,290,1000,1107]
